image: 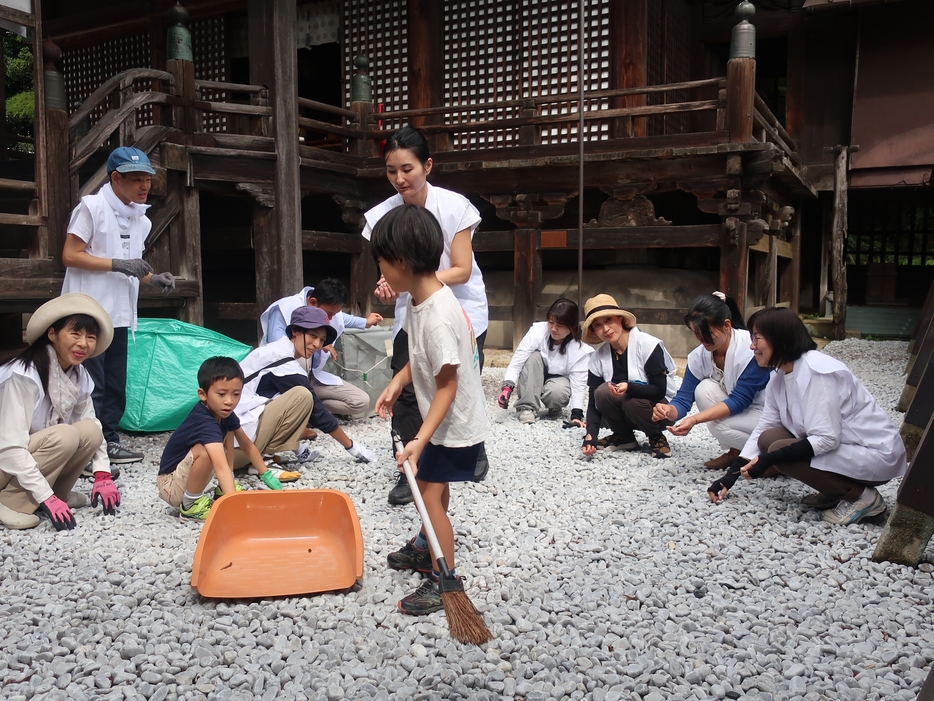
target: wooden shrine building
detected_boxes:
[1,0,930,351]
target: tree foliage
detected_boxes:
[3,30,34,150]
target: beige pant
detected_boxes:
[310,376,369,416]
[695,378,762,451]
[234,386,314,468]
[0,421,102,514]
[156,450,196,508]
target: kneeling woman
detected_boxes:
[497,298,593,424]
[0,293,121,530]
[580,295,678,458]
[708,307,907,525]
[653,293,771,469]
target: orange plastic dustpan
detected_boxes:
[190,489,364,599]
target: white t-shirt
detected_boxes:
[403,285,488,448]
[362,182,487,339]
[62,183,151,330]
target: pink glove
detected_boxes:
[497,383,515,409]
[90,472,121,515]
[39,495,76,531]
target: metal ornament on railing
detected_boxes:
[352,55,372,103]
[167,2,193,62]
[730,1,756,60]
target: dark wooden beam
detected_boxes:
[302,230,362,254]
[0,258,58,277]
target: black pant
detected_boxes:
[391,328,487,444]
[83,326,128,444]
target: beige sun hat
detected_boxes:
[25,293,114,357]
[581,294,637,344]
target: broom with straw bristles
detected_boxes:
[392,431,493,645]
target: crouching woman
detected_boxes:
[0,293,121,530]
[708,307,907,525]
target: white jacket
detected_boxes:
[589,326,678,401]
[741,351,907,482]
[504,322,593,410]
[236,337,306,442]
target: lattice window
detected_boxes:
[444,0,610,149]
[849,190,934,266]
[647,0,694,136]
[62,33,153,135]
[192,17,228,133]
[343,0,408,113]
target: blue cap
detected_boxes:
[287,305,338,346]
[107,147,155,175]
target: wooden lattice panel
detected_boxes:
[647,0,694,136]
[444,0,610,149]
[62,33,153,135]
[192,16,228,133]
[343,0,408,113]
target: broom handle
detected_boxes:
[392,433,451,577]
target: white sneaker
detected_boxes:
[0,502,39,529]
[821,488,886,525]
[517,409,537,424]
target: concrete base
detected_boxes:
[872,501,934,566]
[900,421,924,461]
[897,382,916,413]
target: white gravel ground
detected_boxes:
[1,338,932,701]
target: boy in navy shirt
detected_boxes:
[157,357,283,519]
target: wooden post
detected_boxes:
[726,2,757,144]
[43,40,69,269]
[513,227,542,348]
[406,0,444,147]
[248,0,303,331]
[720,218,749,317]
[754,235,777,308]
[167,171,203,325]
[830,145,852,340]
[779,208,802,312]
[610,0,647,139]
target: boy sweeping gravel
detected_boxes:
[373,204,489,615]
[157,357,283,519]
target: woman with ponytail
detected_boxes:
[652,292,771,469]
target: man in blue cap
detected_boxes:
[62,146,176,466]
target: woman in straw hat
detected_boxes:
[580,295,678,459]
[0,293,121,530]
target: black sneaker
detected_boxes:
[107,442,144,464]
[387,539,433,573]
[388,473,413,506]
[649,434,671,459]
[81,463,120,480]
[473,444,489,482]
[597,432,639,452]
[398,578,443,615]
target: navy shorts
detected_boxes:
[415,442,482,483]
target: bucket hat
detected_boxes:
[26,293,114,357]
[286,305,337,346]
[581,294,637,344]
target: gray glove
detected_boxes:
[150,272,176,295]
[112,258,153,279]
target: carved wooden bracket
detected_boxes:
[332,195,366,231]
[236,183,275,208]
[485,192,572,227]
[587,194,670,228]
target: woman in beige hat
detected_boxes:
[580,294,678,458]
[0,293,121,530]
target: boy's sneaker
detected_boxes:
[213,482,245,499]
[179,495,213,520]
[81,463,120,480]
[597,432,639,452]
[821,488,886,525]
[398,579,443,615]
[517,409,537,424]
[387,539,433,573]
[649,434,671,458]
[802,492,840,509]
[107,442,143,464]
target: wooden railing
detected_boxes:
[298,97,362,150]
[753,92,798,166]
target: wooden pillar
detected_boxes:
[333,197,375,319]
[167,171,203,325]
[754,235,777,309]
[610,0,647,138]
[726,3,757,144]
[513,228,542,349]
[406,0,443,135]
[830,145,851,340]
[779,209,802,312]
[720,218,749,317]
[248,0,303,331]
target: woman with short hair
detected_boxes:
[708,307,907,525]
[0,293,121,530]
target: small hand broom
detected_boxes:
[392,431,493,645]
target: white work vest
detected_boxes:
[686,328,764,410]
[588,326,678,401]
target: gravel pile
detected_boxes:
[1,339,931,701]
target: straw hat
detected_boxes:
[25,293,114,357]
[581,294,637,344]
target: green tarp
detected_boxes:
[120,318,252,433]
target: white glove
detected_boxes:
[345,441,375,463]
